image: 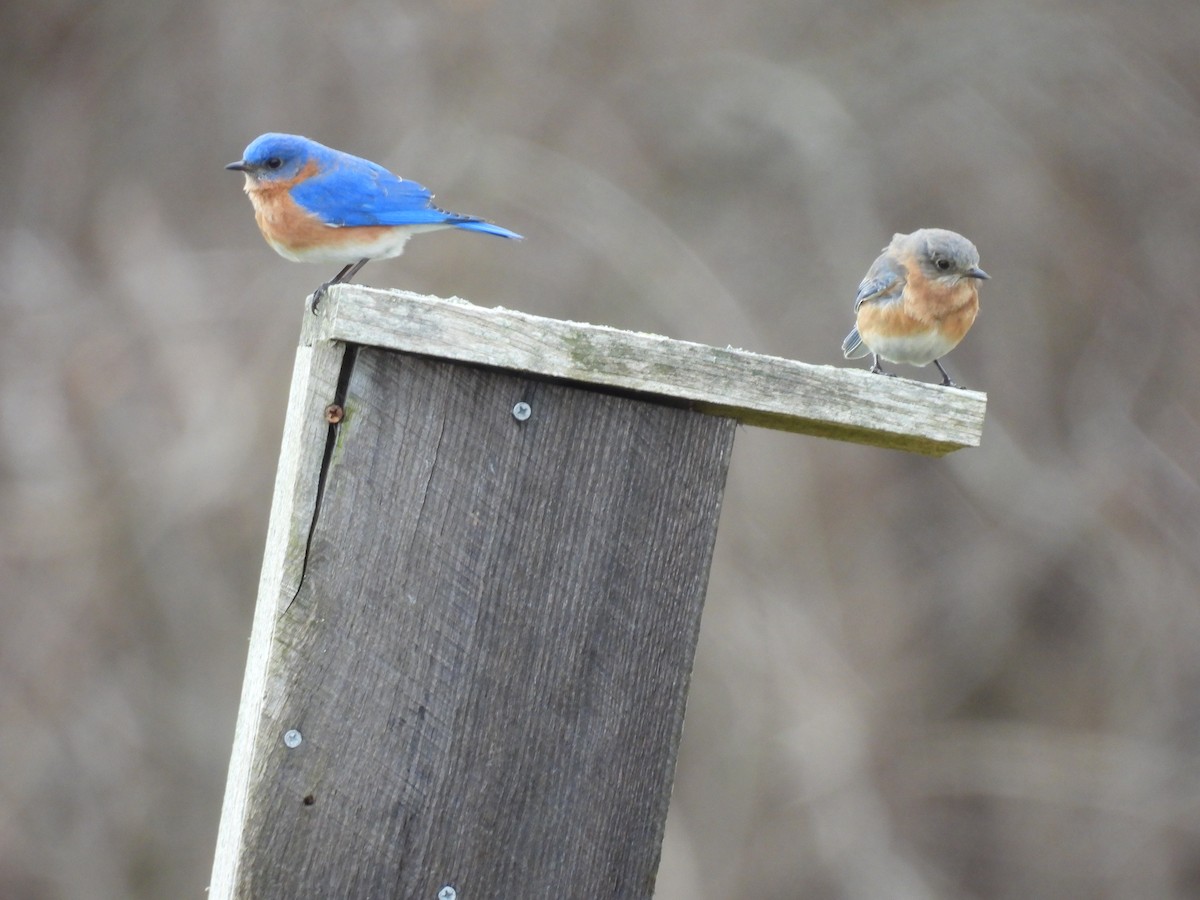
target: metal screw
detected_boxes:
[324,404,345,424]
[512,401,531,421]
[283,729,302,748]
[437,887,457,900]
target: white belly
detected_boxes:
[865,330,960,367]
[267,224,447,265]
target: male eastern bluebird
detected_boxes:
[841,228,989,388]
[226,133,522,298]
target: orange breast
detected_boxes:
[857,268,980,341]
[902,266,980,326]
[855,272,979,364]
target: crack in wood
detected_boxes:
[284,343,360,615]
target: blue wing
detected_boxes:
[853,252,905,311]
[290,155,444,226]
[291,152,522,238]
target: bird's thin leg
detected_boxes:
[933,358,960,388]
[311,258,370,313]
[869,354,894,377]
[335,258,370,285]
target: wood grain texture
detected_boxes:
[211,336,348,897]
[232,348,736,898]
[314,285,987,456]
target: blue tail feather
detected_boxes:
[452,218,523,240]
[842,327,868,359]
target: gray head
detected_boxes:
[898,228,989,282]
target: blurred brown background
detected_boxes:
[3,0,1200,896]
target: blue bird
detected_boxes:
[226,133,522,292]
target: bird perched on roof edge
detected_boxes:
[226,132,522,304]
[842,228,988,388]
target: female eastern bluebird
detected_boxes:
[226,133,522,295]
[841,229,989,388]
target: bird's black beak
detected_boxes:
[967,266,990,280]
[225,160,249,172]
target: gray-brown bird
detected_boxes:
[842,229,989,387]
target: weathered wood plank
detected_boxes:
[313,285,986,456]
[210,335,348,897]
[228,349,736,898]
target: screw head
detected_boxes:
[437,887,457,900]
[512,401,531,421]
[324,404,345,424]
[283,729,302,748]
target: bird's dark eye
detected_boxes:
[265,157,283,170]
[935,257,952,271]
